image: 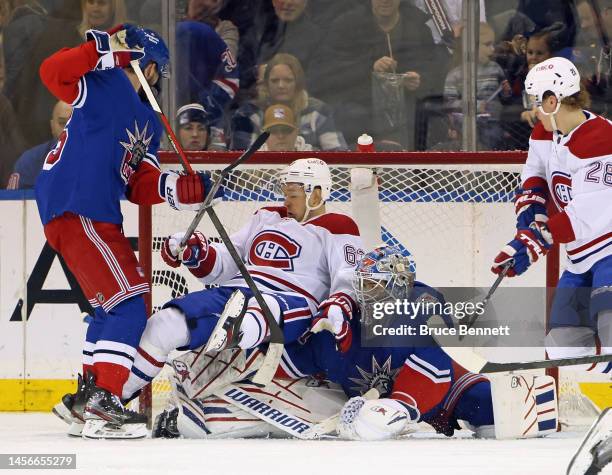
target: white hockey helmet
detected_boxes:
[525,57,581,112]
[277,158,332,201]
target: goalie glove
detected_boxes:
[159,171,223,211]
[337,397,417,441]
[161,231,217,278]
[492,222,553,277]
[514,186,548,229]
[310,295,354,353]
[86,24,145,71]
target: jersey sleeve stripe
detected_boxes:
[72,76,88,109]
[144,153,160,170]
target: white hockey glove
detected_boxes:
[337,397,417,441]
[310,295,354,353]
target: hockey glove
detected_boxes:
[492,222,553,277]
[514,186,548,229]
[159,171,223,211]
[86,24,145,70]
[161,231,216,278]
[310,295,354,353]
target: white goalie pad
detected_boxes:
[350,167,382,250]
[490,374,558,439]
[164,349,347,439]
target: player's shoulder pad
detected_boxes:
[529,122,553,141]
[306,213,360,236]
[566,115,612,159]
[255,206,288,218]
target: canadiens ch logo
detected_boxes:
[248,231,302,271]
[349,355,400,397]
[550,171,572,210]
[119,121,153,184]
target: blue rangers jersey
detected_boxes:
[36,40,164,225]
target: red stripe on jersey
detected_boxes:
[126,161,164,205]
[522,176,548,191]
[566,116,612,159]
[392,362,450,414]
[530,122,553,141]
[249,270,320,304]
[137,347,165,368]
[547,211,575,243]
[566,231,612,255]
[305,213,360,236]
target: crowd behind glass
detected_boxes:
[1,0,611,189]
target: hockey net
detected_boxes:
[137,151,602,430]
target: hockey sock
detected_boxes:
[122,306,190,400]
[238,295,281,349]
[453,380,494,429]
[93,295,148,397]
[83,308,107,377]
[546,326,611,373]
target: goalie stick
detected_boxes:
[214,383,379,439]
[131,60,282,387]
[430,315,612,373]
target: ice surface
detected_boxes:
[1,413,610,475]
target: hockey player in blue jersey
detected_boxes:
[38,24,216,439]
[154,245,559,440]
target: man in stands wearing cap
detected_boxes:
[259,103,313,151]
[176,103,211,151]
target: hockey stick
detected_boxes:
[130,61,194,174]
[214,383,316,439]
[430,315,612,373]
[131,62,282,386]
[458,259,513,340]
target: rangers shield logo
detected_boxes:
[248,230,302,270]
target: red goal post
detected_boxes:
[137,150,561,422]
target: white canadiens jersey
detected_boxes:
[522,113,612,274]
[200,207,364,312]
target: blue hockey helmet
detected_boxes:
[352,245,416,305]
[138,27,170,78]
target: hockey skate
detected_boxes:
[204,290,247,353]
[567,407,612,475]
[82,384,148,439]
[52,373,93,437]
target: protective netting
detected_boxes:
[140,160,600,429]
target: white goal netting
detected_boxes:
[139,156,603,429]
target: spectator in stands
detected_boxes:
[443,23,512,150]
[10,0,126,147]
[1,1,48,100]
[176,20,239,151]
[7,100,70,189]
[314,0,450,148]
[0,36,26,186]
[230,53,347,151]
[184,0,239,59]
[176,103,211,151]
[259,103,312,151]
[496,22,564,149]
[256,0,322,89]
[574,0,612,117]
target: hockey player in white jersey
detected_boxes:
[491,57,612,374]
[117,158,364,401]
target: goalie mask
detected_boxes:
[352,245,416,307]
[275,158,332,221]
